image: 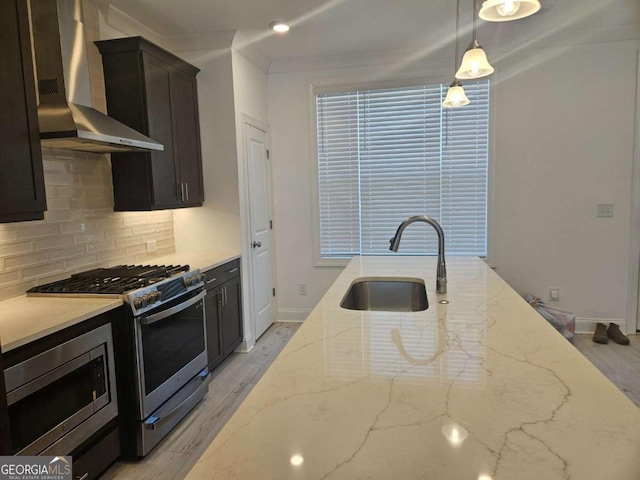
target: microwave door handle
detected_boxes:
[141,290,207,326]
[144,370,209,431]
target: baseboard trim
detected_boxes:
[278,308,312,322]
[236,332,254,353]
[576,318,628,335]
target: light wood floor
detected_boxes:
[573,333,640,408]
[102,322,301,480]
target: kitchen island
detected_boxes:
[187,256,640,480]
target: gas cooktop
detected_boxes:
[27,264,191,295]
[27,264,206,315]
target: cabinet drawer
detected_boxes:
[204,259,240,290]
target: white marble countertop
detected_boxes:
[0,296,123,352]
[187,256,640,480]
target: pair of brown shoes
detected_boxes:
[593,323,630,345]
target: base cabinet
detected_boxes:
[203,259,243,370]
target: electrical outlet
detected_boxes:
[549,287,560,301]
[146,240,157,252]
[298,283,308,295]
[596,203,614,217]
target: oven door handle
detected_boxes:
[141,290,207,326]
[144,370,209,431]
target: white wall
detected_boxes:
[268,40,640,327]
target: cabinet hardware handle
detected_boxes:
[185,182,189,201]
[218,290,223,304]
[180,183,185,202]
[77,474,89,480]
[206,278,217,284]
[224,286,228,305]
[227,268,238,274]
[252,241,261,248]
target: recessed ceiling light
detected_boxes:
[270,21,290,33]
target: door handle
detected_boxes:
[252,241,262,248]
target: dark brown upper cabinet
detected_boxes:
[95,37,204,211]
[0,0,47,223]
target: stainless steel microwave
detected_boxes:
[3,323,118,455]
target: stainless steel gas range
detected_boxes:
[28,264,209,457]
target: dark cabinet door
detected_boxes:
[221,276,243,357]
[170,70,204,206]
[144,57,180,207]
[204,286,224,370]
[96,37,203,212]
[0,347,11,454]
[0,0,46,223]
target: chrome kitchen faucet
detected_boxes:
[389,216,447,294]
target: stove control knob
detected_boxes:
[197,274,206,284]
[184,276,194,287]
[134,297,144,309]
[149,291,159,304]
[141,295,150,308]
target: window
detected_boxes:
[315,80,489,260]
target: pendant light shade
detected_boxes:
[443,80,470,108]
[479,0,541,22]
[455,40,494,79]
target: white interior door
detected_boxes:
[246,124,275,339]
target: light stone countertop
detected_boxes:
[0,296,123,352]
[0,252,239,353]
[187,256,640,480]
[147,252,241,272]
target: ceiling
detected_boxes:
[98,0,640,62]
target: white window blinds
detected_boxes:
[316,80,489,258]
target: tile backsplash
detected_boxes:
[0,148,175,301]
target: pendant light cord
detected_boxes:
[471,0,477,42]
[454,0,460,75]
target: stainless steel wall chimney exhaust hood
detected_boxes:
[30,0,163,153]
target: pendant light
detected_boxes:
[443,0,470,108]
[456,0,494,80]
[479,0,541,22]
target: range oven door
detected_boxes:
[3,324,118,456]
[134,288,207,420]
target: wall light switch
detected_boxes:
[299,283,308,295]
[596,203,614,217]
[146,240,157,252]
[549,287,560,301]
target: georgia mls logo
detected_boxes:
[0,456,72,480]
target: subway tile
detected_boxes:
[22,261,64,280]
[0,281,36,301]
[116,236,144,248]
[35,235,75,250]
[74,231,106,244]
[86,239,116,253]
[60,221,95,234]
[4,252,49,270]
[50,245,87,261]
[44,173,78,186]
[42,160,69,173]
[0,241,34,257]
[0,271,20,286]
[46,197,73,211]
[64,255,98,270]
[106,227,133,238]
[44,209,82,223]
[18,224,60,239]
[126,244,147,256]
[0,228,18,243]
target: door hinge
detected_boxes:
[266,149,270,160]
[270,220,273,230]
[272,288,276,297]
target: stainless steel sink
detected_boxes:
[340,277,428,312]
